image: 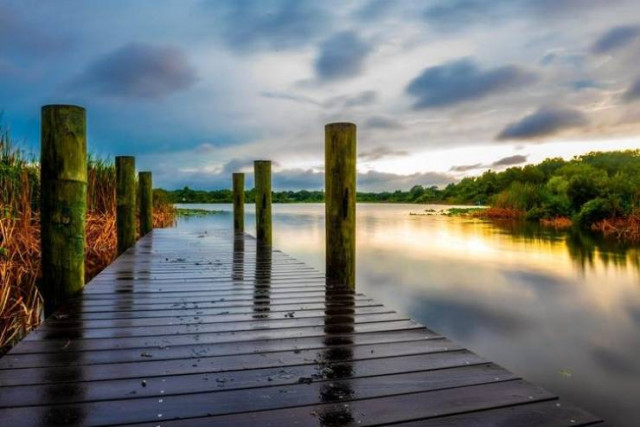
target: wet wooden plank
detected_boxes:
[0,351,486,407]
[397,400,603,426]
[0,228,602,426]
[126,380,559,426]
[0,365,518,425]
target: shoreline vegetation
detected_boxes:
[0,129,176,354]
[165,150,640,243]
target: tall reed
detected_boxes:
[0,125,175,354]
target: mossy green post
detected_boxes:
[233,172,245,233]
[139,171,153,236]
[325,122,357,290]
[116,156,136,255]
[254,161,272,246]
[40,105,87,316]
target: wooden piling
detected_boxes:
[139,171,153,236]
[116,156,136,255]
[232,173,245,233]
[40,105,87,316]
[254,161,272,246]
[325,122,357,290]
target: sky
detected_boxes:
[2,0,640,191]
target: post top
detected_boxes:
[232,172,245,176]
[42,104,86,112]
[139,171,152,175]
[325,122,356,130]
[116,155,135,160]
[254,160,272,164]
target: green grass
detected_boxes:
[176,208,224,217]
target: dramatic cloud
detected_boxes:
[208,0,327,52]
[75,43,197,99]
[325,90,378,108]
[449,163,484,172]
[358,170,455,191]
[354,0,397,21]
[423,0,624,30]
[491,154,528,167]
[623,77,640,102]
[406,58,536,109]
[592,24,640,54]
[449,155,528,172]
[364,116,403,130]
[497,106,588,141]
[359,146,409,161]
[423,0,513,29]
[315,31,372,81]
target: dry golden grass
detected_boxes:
[0,138,175,354]
[592,214,640,242]
[472,207,525,220]
[540,217,573,230]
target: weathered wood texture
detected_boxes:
[0,228,602,426]
[325,122,356,290]
[40,104,87,316]
[138,171,153,236]
[232,172,245,233]
[116,156,136,254]
[254,161,272,245]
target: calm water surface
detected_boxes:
[176,203,640,426]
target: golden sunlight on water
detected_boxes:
[177,203,640,426]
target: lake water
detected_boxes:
[175,203,640,426]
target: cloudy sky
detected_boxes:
[3,0,640,191]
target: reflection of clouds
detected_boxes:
[407,296,530,340]
[590,346,640,377]
[176,203,640,426]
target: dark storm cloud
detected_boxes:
[422,0,513,29]
[406,58,536,109]
[364,116,403,130]
[354,0,397,21]
[591,24,640,54]
[422,0,624,30]
[449,155,528,172]
[359,146,409,161]
[497,106,588,141]
[449,163,484,172]
[222,158,281,174]
[207,0,328,52]
[622,77,640,102]
[0,5,68,57]
[358,170,455,191]
[74,43,197,99]
[325,90,378,108]
[163,167,454,192]
[315,31,372,81]
[491,154,528,167]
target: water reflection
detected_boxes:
[317,284,355,426]
[176,203,640,426]
[253,241,272,319]
[232,232,244,282]
[41,335,87,425]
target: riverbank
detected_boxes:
[420,206,640,242]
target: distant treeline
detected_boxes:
[157,187,444,204]
[160,149,640,226]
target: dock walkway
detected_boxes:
[0,228,602,426]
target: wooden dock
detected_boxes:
[0,228,602,426]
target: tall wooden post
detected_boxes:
[116,156,136,254]
[139,171,153,236]
[232,172,245,233]
[40,105,87,316]
[254,161,272,246]
[325,122,357,290]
